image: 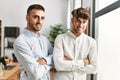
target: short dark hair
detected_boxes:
[71,7,90,20]
[27,4,45,15]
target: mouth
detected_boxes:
[34,23,42,30]
[77,27,84,32]
[77,27,82,30]
[36,23,41,27]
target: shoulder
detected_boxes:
[54,32,68,41]
[14,33,29,46]
[15,34,25,42]
[56,32,69,38]
[83,33,96,44]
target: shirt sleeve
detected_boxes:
[14,38,52,80]
[53,35,97,74]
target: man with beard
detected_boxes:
[14,4,53,80]
[53,7,97,80]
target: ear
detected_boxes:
[71,18,74,23]
[26,15,29,21]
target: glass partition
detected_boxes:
[97,6,120,80]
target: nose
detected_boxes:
[78,22,83,28]
[37,18,42,24]
[38,17,41,21]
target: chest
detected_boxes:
[28,37,48,58]
[63,37,90,59]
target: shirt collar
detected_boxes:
[23,28,41,37]
[68,30,84,39]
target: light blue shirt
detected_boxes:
[14,29,53,80]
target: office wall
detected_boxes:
[0,0,68,56]
[0,0,67,35]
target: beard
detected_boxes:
[29,22,42,31]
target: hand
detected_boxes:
[84,58,90,66]
[37,58,47,65]
[64,55,71,60]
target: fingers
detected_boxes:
[84,58,90,65]
[64,55,71,60]
[37,58,47,65]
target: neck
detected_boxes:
[26,27,40,35]
[71,30,81,37]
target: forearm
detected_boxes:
[55,56,96,73]
[14,50,50,79]
[54,57,85,71]
[83,62,97,74]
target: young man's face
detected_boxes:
[71,17,88,35]
[26,9,45,33]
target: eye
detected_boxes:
[33,15,39,19]
[41,16,45,20]
[75,19,79,22]
[82,19,87,23]
[83,21,86,23]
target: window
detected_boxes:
[97,7,120,80]
[96,0,118,12]
[95,0,120,80]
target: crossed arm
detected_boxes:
[64,55,90,66]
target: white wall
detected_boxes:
[0,0,68,56]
